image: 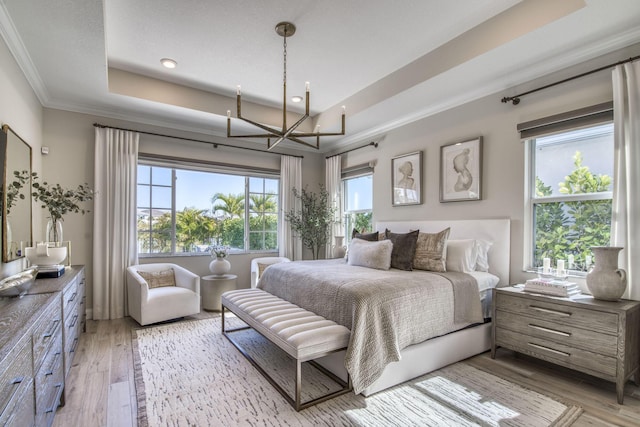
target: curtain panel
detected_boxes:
[93,127,139,319]
[279,155,302,260]
[612,60,640,301]
[325,156,342,259]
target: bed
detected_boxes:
[257,218,510,396]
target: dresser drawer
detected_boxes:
[0,336,33,422]
[34,331,64,427]
[32,297,62,369]
[496,328,616,378]
[62,276,79,314]
[496,293,618,335]
[495,310,618,357]
[0,380,35,427]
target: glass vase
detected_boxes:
[46,218,64,245]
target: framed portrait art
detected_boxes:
[440,137,482,202]
[392,151,422,206]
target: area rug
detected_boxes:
[132,317,582,427]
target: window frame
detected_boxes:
[137,158,280,257]
[523,122,614,274]
[341,172,373,243]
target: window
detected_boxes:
[526,122,614,273]
[137,161,279,256]
[343,174,373,242]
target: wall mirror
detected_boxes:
[1,124,32,262]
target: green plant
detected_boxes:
[4,170,31,215]
[285,185,336,260]
[534,151,611,270]
[31,173,94,242]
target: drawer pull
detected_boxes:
[69,314,78,328]
[528,342,570,357]
[529,305,572,317]
[43,319,60,338]
[45,383,63,413]
[70,337,79,354]
[528,324,571,337]
[67,291,77,304]
[45,352,62,376]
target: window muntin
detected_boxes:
[137,162,279,256]
[343,174,373,242]
[528,123,613,273]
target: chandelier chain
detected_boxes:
[283,35,287,85]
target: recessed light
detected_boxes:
[160,58,177,69]
[291,96,303,103]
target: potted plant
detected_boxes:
[285,185,336,260]
[31,173,94,244]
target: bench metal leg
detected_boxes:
[221,303,352,411]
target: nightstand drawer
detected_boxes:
[495,328,616,378]
[496,293,618,335]
[495,311,617,356]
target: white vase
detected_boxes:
[209,256,231,276]
[586,246,627,301]
[332,235,347,259]
[46,218,64,245]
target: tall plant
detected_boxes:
[285,185,336,260]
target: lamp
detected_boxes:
[226,22,345,150]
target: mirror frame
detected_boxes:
[1,124,33,263]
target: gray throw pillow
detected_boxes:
[385,229,420,271]
[351,228,379,242]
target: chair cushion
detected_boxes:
[257,262,270,278]
[138,268,176,288]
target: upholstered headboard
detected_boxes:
[375,219,511,286]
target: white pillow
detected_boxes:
[475,239,493,272]
[446,239,477,272]
[347,238,393,270]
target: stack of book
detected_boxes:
[524,278,581,297]
[36,265,65,279]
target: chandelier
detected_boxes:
[226,22,345,150]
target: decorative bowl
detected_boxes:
[25,246,67,266]
[0,267,38,297]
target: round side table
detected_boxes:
[201,274,237,311]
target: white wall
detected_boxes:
[0,33,43,278]
[337,44,640,288]
[40,108,324,310]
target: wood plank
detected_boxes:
[107,381,133,427]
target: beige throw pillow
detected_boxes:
[138,268,176,289]
[347,238,393,270]
[413,228,450,272]
[257,262,270,278]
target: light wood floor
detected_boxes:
[53,313,640,427]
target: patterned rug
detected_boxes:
[132,317,582,427]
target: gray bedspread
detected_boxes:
[257,259,483,393]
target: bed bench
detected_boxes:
[221,289,352,411]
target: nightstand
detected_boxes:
[492,286,640,404]
[201,274,237,311]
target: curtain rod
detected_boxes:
[501,55,640,105]
[93,123,304,158]
[325,141,378,159]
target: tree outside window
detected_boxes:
[530,123,613,272]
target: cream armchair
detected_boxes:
[250,256,291,288]
[127,263,200,326]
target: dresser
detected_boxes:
[492,286,640,404]
[0,266,85,426]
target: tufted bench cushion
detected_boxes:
[222,288,350,361]
[221,288,352,410]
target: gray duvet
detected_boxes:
[257,259,484,393]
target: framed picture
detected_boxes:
[440,137,482,202]
[392,151,422,206]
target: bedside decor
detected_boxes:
[586,246,627,301]
[332,235,346,258]
[392,151,422,206]
[440,137,482,202]
[209,246,231,276]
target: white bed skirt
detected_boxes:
[316,321,492,396]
